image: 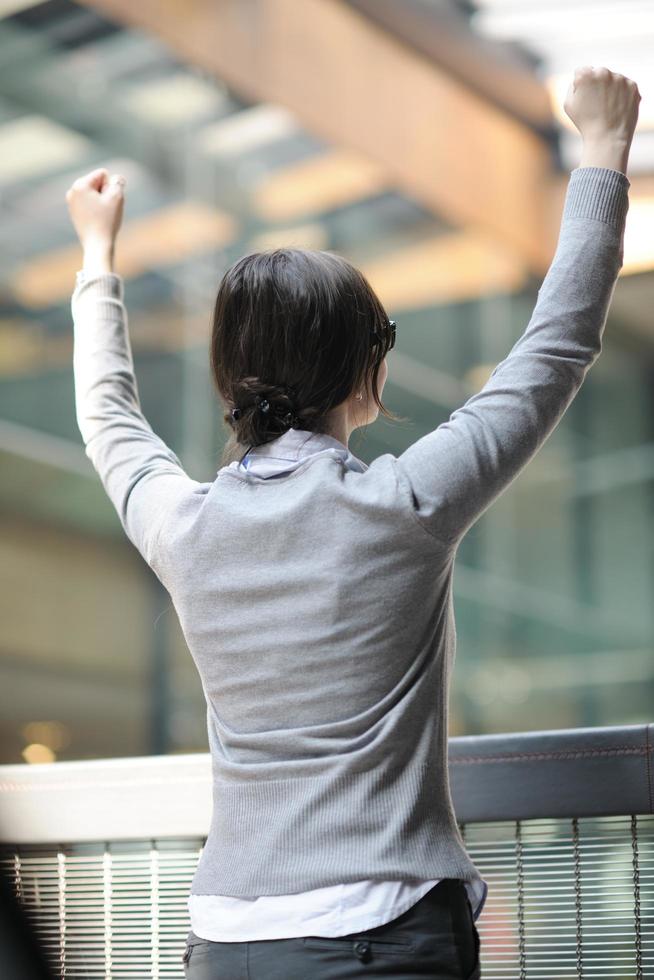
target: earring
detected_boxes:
[356,392,363,400]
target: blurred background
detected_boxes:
[0,0,652,767]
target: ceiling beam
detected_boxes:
[347,0,555,132]
[79,0,558,276]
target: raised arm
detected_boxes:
[396,67,640,549]
[67,170,201,571]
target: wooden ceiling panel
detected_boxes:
[79,0,557,274]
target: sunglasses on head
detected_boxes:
[369,319,396,352]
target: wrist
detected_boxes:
[579,137,630,176]
[82,237,115,275]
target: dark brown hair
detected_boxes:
[210,247,404,468]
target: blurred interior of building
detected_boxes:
[0,0,652,766]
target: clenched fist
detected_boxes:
[65,167,127,249]
[564,66,640,145]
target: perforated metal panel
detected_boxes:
[2,814,652,979]
[1,838,201,978]
[460,814,654,978]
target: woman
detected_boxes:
[66,66,639,979]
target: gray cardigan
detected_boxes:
[71,166,629,896]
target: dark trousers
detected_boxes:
[182,877,481,979]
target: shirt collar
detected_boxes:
[225,428,368,478]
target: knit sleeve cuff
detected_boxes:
[73,271,124,313]
[565,167,630,229]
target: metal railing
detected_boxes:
[0,723,652,978]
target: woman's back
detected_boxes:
[161,442,451,740]
[149,429,481,898]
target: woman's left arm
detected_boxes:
[67,169,200,571]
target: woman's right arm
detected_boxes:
[579,137,630,174]
[395,68,640,549]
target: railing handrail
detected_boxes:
[0,723,651,844]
